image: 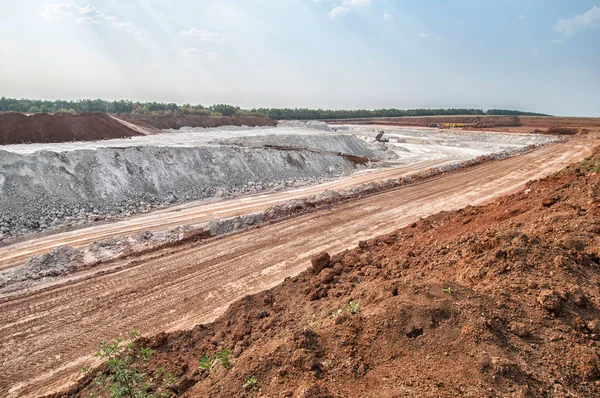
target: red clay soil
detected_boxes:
[0,112,142,145]
[520,117,600,129]
[54,150,600,397]
[544,127,580,136]
[327,115,522,128]
[114,114,277,133]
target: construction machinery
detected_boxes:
[375,131,389,142]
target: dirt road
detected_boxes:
[0,156,469,272]
[0,138,594,397]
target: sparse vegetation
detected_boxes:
[243,375,259,390]
[304,314,318,330]
[442,287,454,294]
[218,349,230,369]
[84,331,174,398]
[199,349,231,374]
[198,354,220,374]
[332,300,361,319]
[91,332,155,398]
[582,157,600,173]
[331,308,343,319]
[347,300,360,315]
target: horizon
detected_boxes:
[1,1,599,117]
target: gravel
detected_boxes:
[0,133,374,239]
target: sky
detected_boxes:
[0,0,599,116]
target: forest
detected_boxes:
[0,97,549,119]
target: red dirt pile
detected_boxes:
[114,114,277,133]
[545,127,580,136]
[55,151,600,397]
[0,112,142,145]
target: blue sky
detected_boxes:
[0,1,599,116]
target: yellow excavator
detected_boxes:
[429,117,484,129]
[428,123,465,129]
[439,123,465,129]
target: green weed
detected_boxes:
[347,300,360,315]
[243,375,258,390]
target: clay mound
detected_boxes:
[0,112,142,145]
[114,114,277,132]
[59,149,600,397]
[545,126,579,135]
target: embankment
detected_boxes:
[0,135,373,238]
[0,112,142,145]
[114,114,277,133]
[326,115,521,128]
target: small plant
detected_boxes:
[442,287,454,294]
[331,308,343,319]
[84,331,175,398]
[93,333,154,398]
[199,349,231,374]
[218,349,230,369]
[243,375,258,390]
[304,314,318,330]
[593,157,600,173]
[347,300,360,315]
[198,354,220,374]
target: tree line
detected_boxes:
[0,97,549,119]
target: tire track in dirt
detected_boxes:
[0,156,465,271]
[0,138,594,397]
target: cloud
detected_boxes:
[329,6,349,18]
[40,3,143,40]
[517,14,526,20]
[530,48,540,57]
[418,30,441,40]
[41,3,104,22]
[550,39,564,45]
[555,6,600,36]
[383,11,392,21]
[182,48,218,58]
[342,0,371,5]
[179,28,224,41]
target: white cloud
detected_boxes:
[555,6,600,36]
[383,11,392,21]
[329,6,349,18]
[179,28,224,41]
[550,39,564,45]
[342,0,371,5]
[530,47,540,57]
[41,3,103,22]
[418,30,441,40]
[182,48,218,58]
[517,14,526,20]
[40,3,143,40]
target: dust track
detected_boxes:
[0,138,593,397]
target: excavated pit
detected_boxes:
[0,123,558,241]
